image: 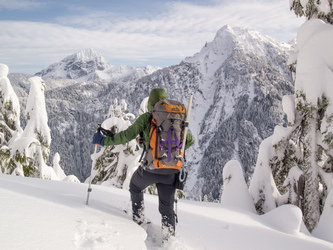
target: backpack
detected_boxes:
[144,99,186,171]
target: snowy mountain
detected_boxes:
[8,25,294,200]
[189,26,294,199]
[123,25,294,200]
[35,48,161,83]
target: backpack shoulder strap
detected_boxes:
[138,112,153,163]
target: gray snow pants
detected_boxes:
[129,166,176,237]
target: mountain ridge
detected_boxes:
[35,48,161,83]
[9,25,294,200]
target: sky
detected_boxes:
[0,0,305,74]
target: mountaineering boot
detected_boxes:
[161,214,175,242]
[131,192,145,225]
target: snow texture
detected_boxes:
[249,136,281,212]
[1,174,332,250]
[313,188,333,243]
[22,76,51,145]
[295,19,333,105]
[221,160,256,213]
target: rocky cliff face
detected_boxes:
[9,25,294,200]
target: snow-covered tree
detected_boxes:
[52,152,80,182]
[87,99,140,189]
[290,0,333,24]
[249,137,285,214]
[107,98,135,120]
[288,1,333,232]
[0,64,22,174]
[250,2,333,232]
[221,160,256,213]
[283,166,305,210]
[23,76,51,154]
[250,94,304,209]
[53,152,66,180]
[0,66,78,182]
[139,97,149,115]
[9,76,52,177]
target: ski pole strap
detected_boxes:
[99,125,115,140]
[138,142,147,163]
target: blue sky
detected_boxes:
[0,0,304,74]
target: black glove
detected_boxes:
[92,132,104,146]
[100,127,115,140]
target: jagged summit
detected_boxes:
[36,48,160,83]
[73,48,108,64]
[35,48,109,80]
[184,25,291,68]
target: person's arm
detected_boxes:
[104,113,150,146]
[93,113,150,146]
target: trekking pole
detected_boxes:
[175,192,179,224]
[177,92,194,181]
[174,92,194,223]
[86,124,101,205]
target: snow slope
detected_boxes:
[1,174,332,250]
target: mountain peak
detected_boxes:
[70,48,109,66]
[183,25,291,72]
[182,25,237,73]
[35,49,160,83]
[35,48,110,80]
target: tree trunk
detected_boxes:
[303,111,320,232]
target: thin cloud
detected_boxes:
[56,0,303,41]
[1,0,304,74]
[0,0,43,10]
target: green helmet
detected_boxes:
[147,88,167,111]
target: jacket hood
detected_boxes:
[147,88,167,111]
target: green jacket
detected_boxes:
[104,112,194,150]
[104,88,194,152]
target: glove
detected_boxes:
[92,132,104,146]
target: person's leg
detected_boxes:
[129,167,156,224]
[156,174,177,241]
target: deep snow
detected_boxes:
[1,173,332,250]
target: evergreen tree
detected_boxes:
[288,0,333,232]
[290,0,333,24]
[9,76,52,177]
[250,1,333,232]
[0,64,22,174]
[283,166,305,211]
[249,137,284,215]
[52,152,66,180]
[88,99,140,189]
[220,160,256,213]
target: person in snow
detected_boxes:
[92,88,194,241]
